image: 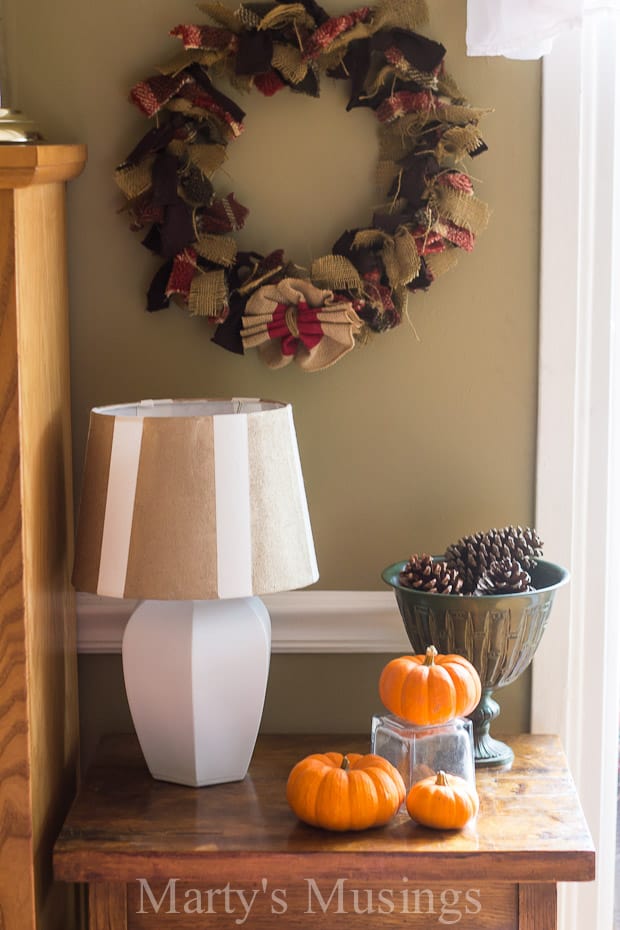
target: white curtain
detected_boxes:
[466,0,620,58]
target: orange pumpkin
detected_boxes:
[379,645,481,726]
[406,770,479,829]
[286,752,406,831]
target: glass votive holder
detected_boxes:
[371,713,475,794]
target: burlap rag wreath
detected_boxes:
[116,0,490,371]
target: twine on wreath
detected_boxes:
[115,0,490,371]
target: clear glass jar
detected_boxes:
[371,713,476,795]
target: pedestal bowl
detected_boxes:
[382,559,570,767]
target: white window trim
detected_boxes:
[533,15,620,930]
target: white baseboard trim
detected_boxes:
[76,590,409,654]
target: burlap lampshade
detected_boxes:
[72,398,318,600]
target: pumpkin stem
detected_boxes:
[341,755,350,771]
[435,770,450,786]
[424,645,438,666]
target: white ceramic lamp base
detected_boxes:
[122,596,271,787]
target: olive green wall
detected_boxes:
[6,0,540,742]
[78,654,530,768]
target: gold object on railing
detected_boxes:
[0,107,43,143]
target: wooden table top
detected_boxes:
[54,733,594,886]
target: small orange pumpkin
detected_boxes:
[286,752,406,831]
[406,770,479,829]
[379,645,481,726]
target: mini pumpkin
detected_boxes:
[286,752,406,832]
[379,645,482,726]
[406,770,479,829]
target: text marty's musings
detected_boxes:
[135,878,483,925]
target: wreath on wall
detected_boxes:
[115,0,490,371]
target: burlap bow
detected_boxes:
[241,278,364,371]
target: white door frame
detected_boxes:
[533,13,620,930]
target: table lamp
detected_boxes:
[72,398,318,787]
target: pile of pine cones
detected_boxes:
[399,525,543,596]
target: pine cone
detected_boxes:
[483,525,543,571]
[445,524,543,593]
[444,532,487,594]
[475,558,533,595]
[399,554,464,594]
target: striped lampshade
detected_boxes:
[72,399,319,600]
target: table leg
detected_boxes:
[519,883,557,930]
[89,883,127,930]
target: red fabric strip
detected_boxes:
[412,227,446,255]
[441,221,475,251]
[165,247,198,298]
[130,72,192,118]
[170,24,237,51]
[254,72,286,96]
[437,172,474,194]
[376,90,436,123]
[266,302,324,356]
[303,7,371,59]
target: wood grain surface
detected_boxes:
[0,144,87,188]
[0,147,86,929]
[518,883,556,930]
[0,186,37,930]
[90,884,128,930]
[54,733,595,887]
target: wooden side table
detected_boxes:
[54,733,594,930]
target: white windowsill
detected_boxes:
[76,590,409,654]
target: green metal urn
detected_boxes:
[382,559,570,768]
